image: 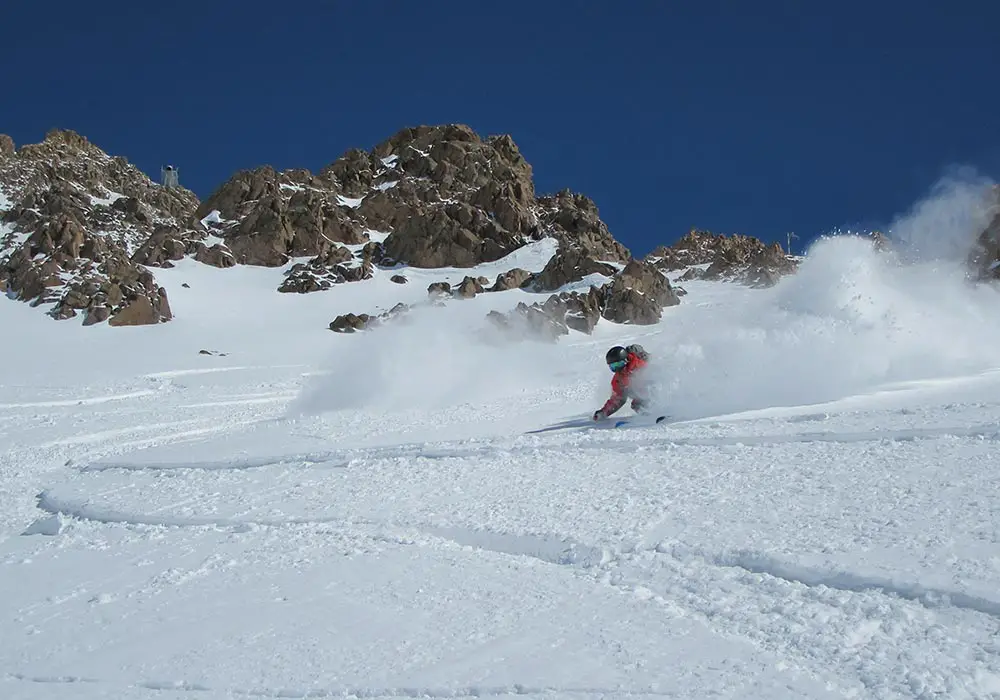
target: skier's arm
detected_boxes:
[595,387,627,419]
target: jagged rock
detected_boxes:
[677,267,705,282]
[428,281,451,296]
[646,229,798,287]
[0,129,197,326]
[361,241,387,267]
[322,148,376,197]
[193,242,237,268]
[455,276,484,298]
[485,260,680,338]
[329,312,372,333]
[390,274,408,284]
[535,190,630,262]
[196,166,368,266]
[383,203,524,268]
[329,302,410,333]
[192,124,575,271]
[561,286,605,333]
[0,122,676,329]
[277,247,362,293]
[483,285,602,341]
[83,306,109,326]
[107,288,171,326]
[361,125,538,268]
[602,260,680,325]
[279,267,336,293]
[342,261,374,283]
[488,268,532,291]
[529,248,617,292]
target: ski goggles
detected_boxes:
[608,360,627,372]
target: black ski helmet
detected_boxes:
[606,346,628,366]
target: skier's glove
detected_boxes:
[593,410,606,421]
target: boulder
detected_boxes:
[427,281,451,296]
[528,248,617,292]
[329,312,372,333]
[455,275,484,298]
[602,260,680,325]
[488,267,532,291]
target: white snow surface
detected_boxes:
[4,181,1000,699]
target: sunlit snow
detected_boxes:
[3,178,1000,699]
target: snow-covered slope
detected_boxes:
[3,182,1000,699]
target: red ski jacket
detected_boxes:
[600,351,647,416]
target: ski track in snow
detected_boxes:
[6,235,1000,698]
[5,673,684,699]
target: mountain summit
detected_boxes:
[0,124,800,332]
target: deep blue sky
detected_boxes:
[4,1,999,256]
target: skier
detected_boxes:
[593,344,649,421]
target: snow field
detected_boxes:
[3,176,1000,698]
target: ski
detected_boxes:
[527,415,670,435]
[614,415,670,428]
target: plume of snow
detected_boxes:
[287,300,561,416]
[637,171,1000,420]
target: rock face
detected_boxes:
[0,129,198,325]
[645,229,798,287]
[527,248,618,292]
[0,122,678,332]
[197,124,632,276]
[534,189,630,262]
[196,166,369,267]
[602,260,681,324]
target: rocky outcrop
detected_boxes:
[486,301,570,343]
[184,123,635,296]
[132,227,237,269]
[534,189,630,263]
[527,247,618,292]
[359,125,538,268]
[427,281,451,297]
[196,167,369,267]
[277,246,374,293]
[455,276,486,298]
[329,302,409,333]
[485,262,679,341]
[602,260,681,324]
[425,275,491,299]
[488,267,532,291]
[0,122,680,329]
[645,229,798,287]
[0,129,198,326]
